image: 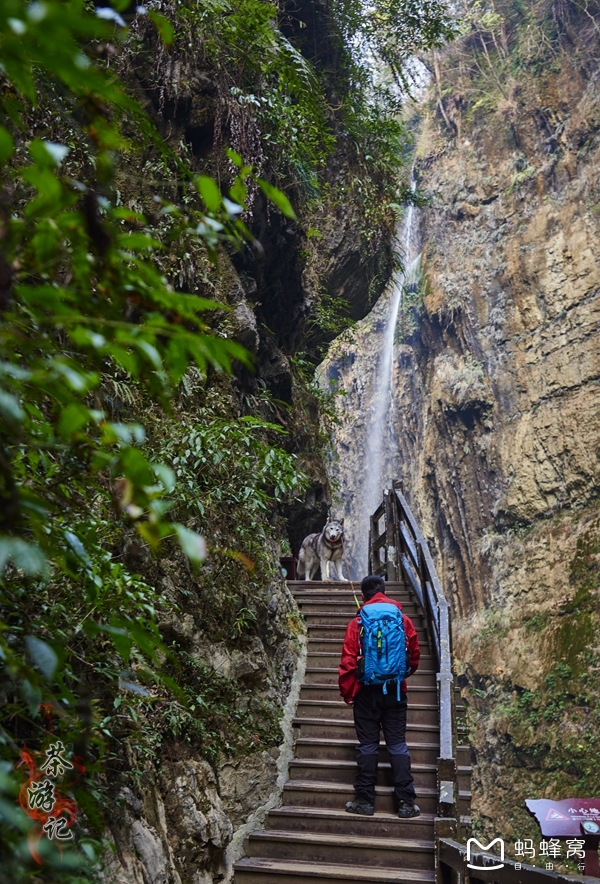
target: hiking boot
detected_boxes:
[345,797,375,816]
[398,801,420,818]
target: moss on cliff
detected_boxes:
[318,0,600,864]
[0,0,460,878]
[463,511,600,872]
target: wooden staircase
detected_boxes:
[234,580,472,884]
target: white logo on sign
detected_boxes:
[466,838,505,871]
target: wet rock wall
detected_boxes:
[323,8,600,851]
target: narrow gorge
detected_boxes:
[1,0,599,882]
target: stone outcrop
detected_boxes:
[88,0,390,875]
[323,12,600,854]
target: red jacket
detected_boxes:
[338,592,420,704]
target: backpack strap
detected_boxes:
[383,677,402,700]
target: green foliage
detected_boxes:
[431,0,600,130]
[176,0,335,189]
[162,415,309,520]
[175,0,456,225]
[0,1,306,878]
[333,0,456,88]
[105,652,283,765]
[505,518,600,792]
[309,292,356,345]
[508,658,600,785]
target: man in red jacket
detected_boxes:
[338,574,421,817]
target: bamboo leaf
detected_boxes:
[257,178,297,219]
[149,12,174,47]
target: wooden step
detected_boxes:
[234,856,436,884]
[292,720,471,764]
[305,651,437,671]
[246,828,434,869]
[300,686,438,715]
[301,609,426,622]
[234,575,471,884]
[303,667,437,687]
[293,714,439,728]
[294,738,441,766]
[289,758,438,788]
[282,779,471,816]
[266,805,436,839]
[288,757,472,790]
[294,699,439,725]
[304,615,427,631]
[299,682,436,698]
[296,601,425,619]
[288,580,410,591]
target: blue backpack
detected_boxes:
[358,602,410,700]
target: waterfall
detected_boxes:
[320,180,421,578]
[362,184,419,532]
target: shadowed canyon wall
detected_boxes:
[3,4,401,882]
[324,0,600,859]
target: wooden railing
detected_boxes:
[368,482,459,841]
[437,839,597,884]
[368,486,599,884]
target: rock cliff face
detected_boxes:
[82,4,397,881]
[323,0,600,855]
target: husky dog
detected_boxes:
[297,519,348,582]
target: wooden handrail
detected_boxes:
[438,839,597,884]
[368,486,594,884]
[368,484,459,839]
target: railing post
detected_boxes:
[370,484,462,876]
[436,823,459,884]
[384,489,398,581]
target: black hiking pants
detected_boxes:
[353,685,416,806]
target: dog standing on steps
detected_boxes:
[297,519,348,582]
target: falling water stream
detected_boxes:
[320,179,421,577]
[362,182,420,527]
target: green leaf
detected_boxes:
[0,127,14,166]
[53,360,98,393]
[29,139,69,168]
[8,18,27,35]
[25,636,58,683]
[0,537,48,576]
[226,148,244,168]
[126,620,165,661]
[175,525,207,565]
[21,680,43,717]
[196,176,222,213]
[257,178,297,219]
[57,403,92,438]
[102,422,146,445]
[153,463,175,493]
[63,531,92,567]
[117,232,162,251]
[0,389,24,423]
[120,447,155,486]
[104,624,132,664]
[135,340,163,371]
[148,11,174,46]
